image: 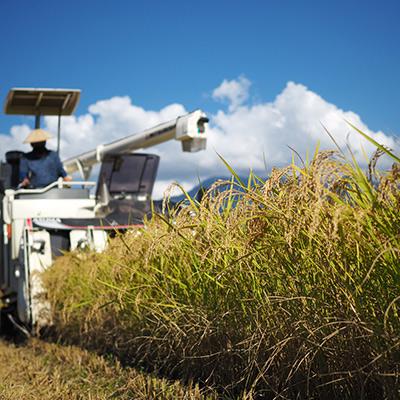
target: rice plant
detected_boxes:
[42,128,400,399]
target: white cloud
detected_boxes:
[0,79,398,199]
[207,81,398,169]
[212,75,251,112]
[0,124,32,154]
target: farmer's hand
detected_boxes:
[19,178,30,188]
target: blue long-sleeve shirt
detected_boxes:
[19,150,67,188]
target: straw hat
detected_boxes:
[23,129,53,144]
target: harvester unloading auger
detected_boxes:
[0,88,208,333]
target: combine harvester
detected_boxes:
[0,88,208,333]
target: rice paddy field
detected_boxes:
[36,134,400,399]
[0,130,396,399]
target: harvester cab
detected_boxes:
[0,87,209,333]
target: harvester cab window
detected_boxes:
[98,154,159,197]
[95,153,160,225]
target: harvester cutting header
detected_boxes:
[0,87,208,333]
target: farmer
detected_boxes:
[19,129,71,188]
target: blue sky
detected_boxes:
[1,0,399,133]
[1,1,399,196]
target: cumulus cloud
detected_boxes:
[0,124,32,154]
[208,81,398,169]
[212,75,251,111]
[0,78,398,199]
